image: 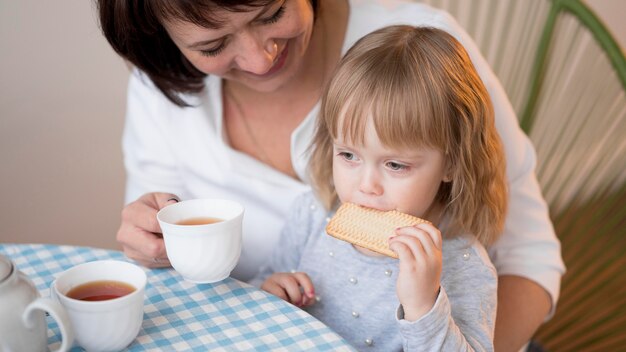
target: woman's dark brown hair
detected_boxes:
[97,0,318,107]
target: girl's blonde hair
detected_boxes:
[309,25,507,245]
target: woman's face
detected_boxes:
[162,0,315,93]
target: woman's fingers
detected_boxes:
[117,192,180,267]
[122,193,179,234]
[117,220,167,264]
[121,197,160,234]
[124,246,171,268]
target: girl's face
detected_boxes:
[332,118,450,219]
[162,0,314,93]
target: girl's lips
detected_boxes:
[257,43,289,78]
[354,203,391,212]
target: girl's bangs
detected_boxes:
[333,71,442,151]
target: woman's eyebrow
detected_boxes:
[186,3,278,49]
[188,37,222,49]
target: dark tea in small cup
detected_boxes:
[52,260,146,351]
[66,280,136,301]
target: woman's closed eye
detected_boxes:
[261,4,286,25]
[200,3,286,57]
[201,41,227,57]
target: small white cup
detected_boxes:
[157,198,244,283]
[51,260,146,352]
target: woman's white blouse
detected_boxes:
[122,0,565,314]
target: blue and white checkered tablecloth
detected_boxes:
[0,244,355,352]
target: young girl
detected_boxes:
[252,25,507,351]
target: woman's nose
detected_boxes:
[235,36,279,75]
[358,169,383,196]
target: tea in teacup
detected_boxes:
[66,280,136,301]
[52,260,146,351]
[157,198,244,283]
[176,217,223,226]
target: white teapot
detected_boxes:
[0,254,73,352]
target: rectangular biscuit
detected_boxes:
[326,203,429,258]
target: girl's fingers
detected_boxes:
[394,224,441,256]
[260,273,316,307]
[415,223,442,250]
[390,231,427,261]
[281,276,305,305]
[389,238,417,263]
[293,272,316,300]
[261,280,289,301]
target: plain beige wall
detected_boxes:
[0,0,127,250]
[1,1,624,250]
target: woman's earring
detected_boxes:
[266,41,278,57]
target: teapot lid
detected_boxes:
[0,254,13,283]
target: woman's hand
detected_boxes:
[389,223,442,321]
[261,272,316,308]
[117,192,179,268]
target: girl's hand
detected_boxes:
[261,272,316,307]
[389,222,442,321]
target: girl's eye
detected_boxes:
[386,161,408,171]
[338,152,357,161]
[261,5,286,25]
[200,43,225,57]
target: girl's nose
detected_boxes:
[235,36,279,75]
[359,168,383,196]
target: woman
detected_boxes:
[97,0,564,350]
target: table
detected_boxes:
[0,244,355,351]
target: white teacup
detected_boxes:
[51,260,146,352]
[157,198,244,283]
